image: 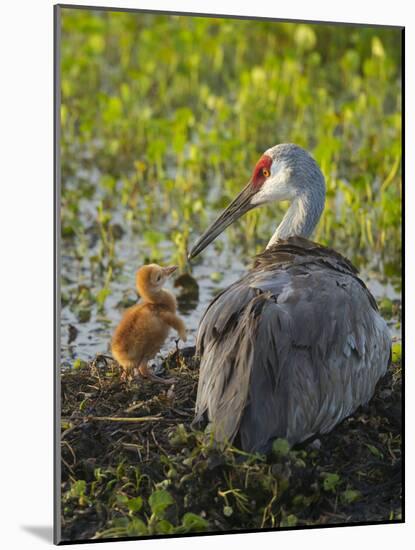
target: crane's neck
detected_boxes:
[267,191,324,248]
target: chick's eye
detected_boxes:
[262,168,270,178]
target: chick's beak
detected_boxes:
[188,181,257,260]
[163,265,178,277]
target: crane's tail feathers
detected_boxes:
[194,292,268,446]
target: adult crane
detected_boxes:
[189,143,391,453]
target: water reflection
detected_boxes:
[61,224,401,365]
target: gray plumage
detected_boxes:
[189,144,391,454]
[263,144,326,243]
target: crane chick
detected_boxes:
[111,264,186,384]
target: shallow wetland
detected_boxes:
[59,9,402,540]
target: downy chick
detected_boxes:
[111,264,187,383]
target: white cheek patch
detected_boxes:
[251,162,295,205]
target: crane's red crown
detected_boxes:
[252,155,272,188]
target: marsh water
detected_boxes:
[60,175,401,367]
[61,238,240,365]
[59,14,402,368]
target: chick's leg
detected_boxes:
[136,362,176,385]
[120,366,133,383]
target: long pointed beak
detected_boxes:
[163,265,178,277]
[188,181,257,260]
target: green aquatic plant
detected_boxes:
[94,488,209,538]
[60,350,402,540]
[58,13,402,539]
[60,11,401,273]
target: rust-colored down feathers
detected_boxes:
[112,264,186,376]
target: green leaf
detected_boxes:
[73,358,86,370]
[143,230,165,246]
[112,517,129,528]
[392,342,402,363]
[126,518,148,536]
[127,496,143,512]
[281,514,298,527]
[168,424,188,447]
[223,505,233,517]
[116,494,129,506]
[70,480,86,498]
[149,489,174,518]
[379,298,393,317]
[102,96,123,124]
[88,34,105,54]
[272,438,291,457]
[155,519,174,534]
[94,468,104,482]
[100,175,116,192]
[322,472,340,492]
[372,37,385,58]
[294,25,316,51]
[365,443,384,459]
[341,489,361,504]
[96,288,111,308]
[79,398,88,411]
[180,513,209,532]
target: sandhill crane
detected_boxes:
[189,143,391,453]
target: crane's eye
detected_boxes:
[262,167,270,178]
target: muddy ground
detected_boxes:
[60,346,402,542]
